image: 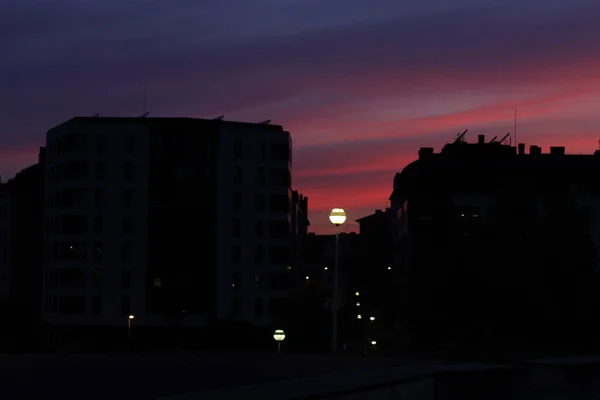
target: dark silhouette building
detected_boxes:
[0,147,46,349]
[389,133,600,349]
[42,116,302,340]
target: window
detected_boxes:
[234,166,242,184]
[58,243,87,261]
[59,215,88,234]
[63,134,89,153]
[269,246,289,264]
[92,296,102,315]
[269,220,289,238]
[270,143,290,162]
[234,140,242,158]
[233,192,241,211]
[121,296,131,315]
[93,242,103,261]
[268,168,290,186]
[256,220,265,237]
[233,219,241,237]
[231,271,240,289]
[94,134,106,154]
[59,296,86,314]
[93,268,102,288]
[122,190,133,208]
[254,298,263,317]
[94,189,105,208]
[232,245,241,263]
[258,142,266,161]
[58,268,87,288]
[93,216,103,234]
[122,270,131,289]
[231,298,241,317]
[93,162,105,180]
[255,246,264,263]
[122,217,133,234]
[257,168,265,185]
[123,163,134,180]
[122,242,133,262]
[124,135,134,154]
[270,194,289,213]
[256,194,265,212]
[255,273,264,290]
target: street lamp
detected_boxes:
[273,329,286,353]
[127,315,135,351]
[370,316,375,321]
[329,208,347,353]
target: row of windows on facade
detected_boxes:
[47,188,133,210]
[232,219,290,239]
[234,140,291,164]
[230,297,287,318]
[233,193,291,213]
[42,294,285,319]
[44,295,133,316]
[48,161,136,182]
[46,215,135,235]
[231,270,292,291]
[44,268,135,289]
[48,134,135,160]
[233,166,290,186]
[45,242,132,262]
[232,245,290,264]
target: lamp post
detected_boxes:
[127,314,135,351]
[273,329,286,353]
[329,208,347,353]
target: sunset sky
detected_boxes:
[2,0,600,233]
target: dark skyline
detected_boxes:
[2,0,600,232]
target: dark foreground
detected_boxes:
[0,352,441,400]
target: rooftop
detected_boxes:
[49,115,285,133]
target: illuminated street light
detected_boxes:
[127,314,135,351]
[357,314,362,319]
[355,292,360,296]
[370,316,375,321]
[329,208,346,353]
[371,340,377,346]
[273,329,286,353]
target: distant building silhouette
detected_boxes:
[389,133,600,346]
[42,116,303,332]
[0,148,46,348]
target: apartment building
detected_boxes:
[43,116,299,327]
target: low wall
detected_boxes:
[158,359,600,400]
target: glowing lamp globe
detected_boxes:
[273,329,286,342]
[329,208,347,226]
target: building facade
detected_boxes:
[389,133,600,346]
[42,116,299,327]
[0,148,46,347]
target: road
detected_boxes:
[0,352,440,400]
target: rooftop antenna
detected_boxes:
[258,119,271,124]
[212,115,225,121]
[92,113,100,117]
[514,108,517,147]
[138,112,149,118]
[454,129,468,144]
[499,132,511,144]
[488,136,498,143]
